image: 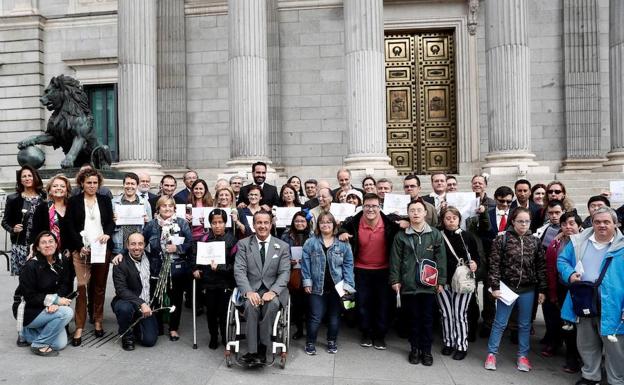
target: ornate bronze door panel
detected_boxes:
[385,31,457,175]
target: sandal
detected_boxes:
[31,345,59,357]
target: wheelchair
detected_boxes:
[224,288,290,369]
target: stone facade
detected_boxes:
[0,0,618,181]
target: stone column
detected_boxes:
[226,0,272,171]
[561,0,605,171]
[157,0,187,169]
[483,0,547,175]
[116,0,162,174]
[604,0,624,170]
[343,0,394,174]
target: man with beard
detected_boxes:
[237,162,279,209]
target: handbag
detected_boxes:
[409,237,439,287]
[569,257,612,318]
[170,258,190,279]
[442,232,476,294]
[288,268,302,290]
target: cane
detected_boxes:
[192,278,198,349]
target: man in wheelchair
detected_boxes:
[233,210,290,365]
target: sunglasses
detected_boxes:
[547,189,562,194]
[496,199,512,204]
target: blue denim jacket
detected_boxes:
[142,217,192,277]
[301,235,355,296]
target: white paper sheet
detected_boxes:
[610,181,624,203]
[203,207,232,228]
[489,281,519,306]
[290,246,302,269]
[275,207,300,228]
[575,260,585,276]
[196,241,226,265]
[175,204,187,219]
[246,216,255,233]
[191,207,205,226]
[382,193,411,216]
[334,280,345,297]
[330,203,356,221]
[114,205,145,225]
[170,234,184,246]
[89,240,107,263]
[446,192,480,229]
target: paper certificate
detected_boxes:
[382,193,411,216]
[246,216,255,233]
[175,204,187,219]
[330,203,356,221]
[290,246,303,269]
[115,205,145,225]
[489,281,519,306]
[89,240,107,263]
[610,181,624,203]
[203,207,232,228]
[275,207,300,228]
[446,192,480,229]
[191,207,205,226]
[196,241,226,265]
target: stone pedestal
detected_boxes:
[603,0,624,171]
[343,0,395,175]
[226,0,274,175]
[115,0,162,175]
[483,0,548,176]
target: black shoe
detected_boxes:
[574,378,600,385]
[242,352,259,365]
[122,337,135,351]
[479,327,491,339]
[16,335,29,347]
[169,333,180,342]
[209,337,219,350]
[373,338,387,350]
[94,329,105,338]
[452,350,467,360]
[441,346,454,356]
[408,350,420,365]
[360,334,373,348]
[510,330,519,345]
[292,330,304,340]
[71,337,82,347]
[257,344,267,363]
[421,352,433,366]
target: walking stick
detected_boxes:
[192,278,198,349]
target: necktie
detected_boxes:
[498,213,507,232]
[259,241,266,265]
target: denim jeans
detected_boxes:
[112,299,159,347]
[307,290,342,344]
[487,290,534,357]
[21,306,74,350]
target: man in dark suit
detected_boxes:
[237,162,279,209]
[173,170,198,204]
[111,233,158,351]
[138,172,158,202]
[509,179,542,231]
[233,210,290,365]
[423,172,447,214]
[332,168,364,202]
[148,175,183,215]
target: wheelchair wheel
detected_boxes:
[225,296,236,343]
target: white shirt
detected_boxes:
[256,235,272,255]
[588,234,614,250]
[496,209,509,230]
[83,200,104,243]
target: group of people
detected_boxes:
[4,162,624,385]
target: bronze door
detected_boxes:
[385,31,457,175]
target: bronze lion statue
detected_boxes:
[17,75,112,169]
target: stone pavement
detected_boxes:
[0,268,580,385]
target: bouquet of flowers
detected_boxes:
[151,221,181,307]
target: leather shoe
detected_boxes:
[242,352,260,365]
[16,335,29,347]
[94,329,105,338]
[71,337,82,347]
[408,350,420,365]
[421,352,434,366]
[441,346,454,356]
[452,350,467,360]
[122,337,135,351]
[209,337,219,350]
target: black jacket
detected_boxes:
[339,210,401,262]
[19,254,73,326]
[1,192,44,244]
[111,251,149,309]
[65,193,115,252]
[237,183,279,207]
[441,229,481,281]
[29,201,71,248]
[192,231,238,290]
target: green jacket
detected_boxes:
[389,223,447,295]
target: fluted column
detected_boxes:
[483,0,546,175]
[343,0,393,173]
[604,0,624,169]
[561,0,605,171]
[157,0,187,169]
[116,0,161,173]
[226,0,272,170]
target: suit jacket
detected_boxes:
[1,192,45,244]
[233,235,290,302]
[173,188,191,204]
[111,251,149,309]
[237,183,279,207]
[66,193,115,252]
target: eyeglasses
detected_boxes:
[363,204,380,211]
[547,189,562,194]
[514,220,531,225]
[403,184,418,189]
[496,199,512,204]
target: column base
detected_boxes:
[560,158,607,173]
[600,150,624,171]
[112,161,164,177]
[483,152,549,176]
[343,155,397,178]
